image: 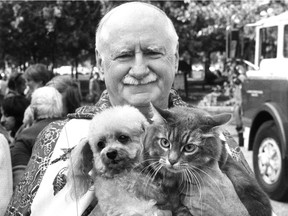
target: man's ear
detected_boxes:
[174,43,179,72]
[95,49,103,72]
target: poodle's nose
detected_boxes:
[106,150,118,160]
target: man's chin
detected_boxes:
[126,97,153,107]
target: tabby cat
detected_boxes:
[142,106,272,216]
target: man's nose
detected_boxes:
[129,53,149,79]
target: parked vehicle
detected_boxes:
[239,12,288,201]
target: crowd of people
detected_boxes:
[0,2,272,216]
[0,63,83,215]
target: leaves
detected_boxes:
[0,0,287,71]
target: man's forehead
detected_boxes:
[96,2,178,55]
[105,3,164,24]
[100,4,168,37]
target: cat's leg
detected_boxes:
[222,155,272,216]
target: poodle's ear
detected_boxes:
[66,138,93,200]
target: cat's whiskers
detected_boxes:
[185,168,202,200]
[131,158,157,171]
[137,159,159,174]
[141,162,162,192]
[184,168,204,216]
[188,165,225,201]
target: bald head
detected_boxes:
[95,2,178,54]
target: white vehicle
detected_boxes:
[239,12,288,201]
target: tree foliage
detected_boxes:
[0,0,103,71]
[0,0,287,72]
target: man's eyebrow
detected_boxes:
[110,48,132,58]
[145,46,166,52]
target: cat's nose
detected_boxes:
[169,159,177,166]
[106,150,118,160]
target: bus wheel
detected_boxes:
[253,120,288,201]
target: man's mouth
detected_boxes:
[123,74,157,85]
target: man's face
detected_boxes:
[97,12,178,108]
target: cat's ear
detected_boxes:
[145,103,167,124]
[208,113,232,127]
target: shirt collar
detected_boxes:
[68,89,187,119]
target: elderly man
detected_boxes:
[6,2,253,216]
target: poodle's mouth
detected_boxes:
[103,157,135,174]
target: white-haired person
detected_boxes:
[6,2,258,216]
[10,86,65,189]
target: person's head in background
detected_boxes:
[23,64,53,99]
[46,75,82,115]
[6,73,27,98]
[95,2,179,113]
[1,96,30,138]
[30,86,63,121]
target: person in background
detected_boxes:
[11,86,64,189]
[0,74,8,105]
[0,134,12,216]
[46,75,82,115]
[87,72,101,104]
[1,95,30,144]
[23,63,54,101]
[21,63,54,128]
[5,72,27,98]
[18,75,82,137]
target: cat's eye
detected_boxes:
[183,144,196,153]
[118,135,131,144]
[97,141,105,149]
[160,138,170,149]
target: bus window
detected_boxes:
[260,26,277,60]
[284,25,288,57]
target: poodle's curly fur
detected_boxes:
[66,105,166,216]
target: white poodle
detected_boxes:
[66,105,169,216]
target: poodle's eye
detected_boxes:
[117,135,130,144]
[159,138,170,149]
[97,141,105,149]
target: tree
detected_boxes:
[0,0,104,73]
[1,0,287,74]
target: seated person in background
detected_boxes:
[22,75,82,130]
[6,2,258,216]
[21,64,54,129]
[5,72,27,98]
[1,95,30,144]
[0,134,12,216]
[23,63,54,101]
[11,86,64,189]
[46,75,82,115]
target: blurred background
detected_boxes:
[0,0,287,102]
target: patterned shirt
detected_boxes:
[5,89,252,216]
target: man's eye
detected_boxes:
[116,53,132,60]
[146,51,162,58]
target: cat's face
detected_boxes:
[143,106,231,177]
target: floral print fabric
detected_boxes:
[5,89,251,216]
